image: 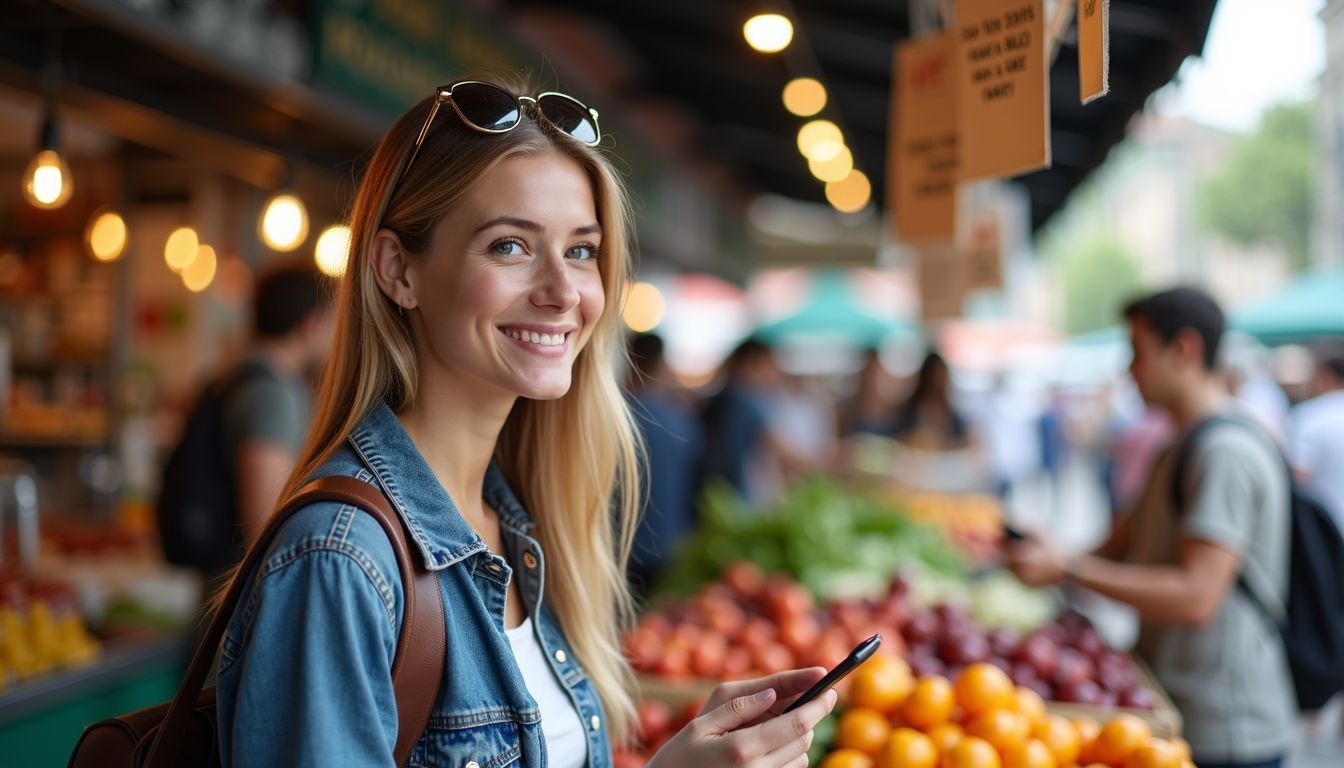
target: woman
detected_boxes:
[892,351,969,451]
[214,76,835,767]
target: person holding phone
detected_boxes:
[211,75,836,767]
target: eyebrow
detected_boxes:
[475,216,602,237]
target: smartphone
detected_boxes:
[781,634,882,714]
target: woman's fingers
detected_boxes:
[698,688,780,735]
[744,688,837,755]
[703,667,827,719]
[772,753,813,768]
[759,724,815,766]
[769,667,828,708]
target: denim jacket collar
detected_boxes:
[347,401,536,569]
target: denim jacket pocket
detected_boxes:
[411,708,538,768]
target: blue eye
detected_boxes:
[490,238,525,257]
[567,244,598,261]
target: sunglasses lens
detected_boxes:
[452,83,521,132]
[538,94,599,144]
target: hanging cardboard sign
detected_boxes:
[955,0,1050,181]
[916,241,966,321]
[963,215,1003,290]
[1078,0,1110,103]
[890,33,960,241]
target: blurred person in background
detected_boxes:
[892,351,970,450]
[213,75,834,767]
[227,263,333,537]
[625,332,703,600]
[155,261,332,580]
[977,371,1042,500]
[1288,354,1344,533]
[770,371,839,474]
[837,347,898,438]
[1008,287,1295,768]
[1225,343,1290,445]
[699,337,818,504]
[1037,386,1071,509]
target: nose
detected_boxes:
[530,252,581,312]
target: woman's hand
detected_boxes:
[648,668,837,768]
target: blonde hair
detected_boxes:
[222,75,641,742]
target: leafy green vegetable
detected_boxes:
[654,477,967,601]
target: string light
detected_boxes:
[260,192,309,251]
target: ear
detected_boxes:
[1173,327,1206,369]
[369,228,419,310]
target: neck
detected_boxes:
[397,373,515,524]
[256,338,305,377]
[1167,375,1227,429]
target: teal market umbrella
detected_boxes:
[1232,268,1344,345]
[753,270,919,348]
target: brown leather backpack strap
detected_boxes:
[144,475,446,768]
[305,476,447,764]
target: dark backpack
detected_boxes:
[1172,413,1344,711]
[156,360,277,575]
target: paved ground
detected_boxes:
[1005,455,1344,768]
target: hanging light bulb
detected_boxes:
[622,281,667,332]
[314,224,352,277]
[164,227,199,272]
[86,209,128,262]
[22,105,73,210]
[260,191,309,251]
[783,78,827,117]
[182,244,217,292]
[743,14,793,53]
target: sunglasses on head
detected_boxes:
[402,80,602,175]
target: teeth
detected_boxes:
[504,328,565,347]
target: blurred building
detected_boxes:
[1037,112,1295,317]
[1318,0,1344,268]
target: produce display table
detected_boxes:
[635,649,1182,739]
[0,632,190,766]
[1042,655,1182,738]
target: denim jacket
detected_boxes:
[217,402,612,768]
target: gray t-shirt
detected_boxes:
[222,355,311,456]
[1127,411,1295,762]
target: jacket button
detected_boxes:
[590,715,601,731]
[523,551,538,569]
[554,649,567,663]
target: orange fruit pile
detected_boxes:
[818,662,1197,768]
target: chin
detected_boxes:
[515,376,574,401]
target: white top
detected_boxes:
[1288,389,1344,531]
[505,618,587,768]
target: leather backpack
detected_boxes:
[67,475,446,767]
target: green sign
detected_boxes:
[312,0,529,115]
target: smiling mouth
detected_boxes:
[498,327,572,348]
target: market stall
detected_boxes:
[618,481,1183,766]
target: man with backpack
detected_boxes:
[1008,287,1299,768]
[157,261,332,580]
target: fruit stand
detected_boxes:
[618,481,1183,766]
[0,521,198,765]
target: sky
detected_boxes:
[1156,0,1325,132]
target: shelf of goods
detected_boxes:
[0,528,200,765]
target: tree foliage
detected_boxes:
[1061,232,1145,335]
[1197,100,1317,267]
